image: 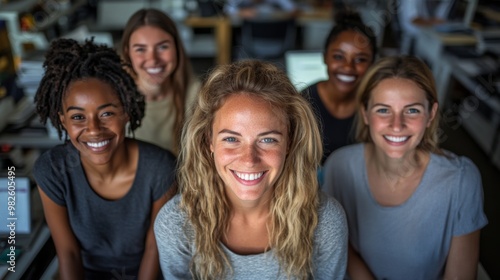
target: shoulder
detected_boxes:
[318,192,347,219]
[33,142,78,177]
[185,76,201,111]
[316,192,348,232]
[427,151,483,200]
[301,82,319,96]
[186,77,201,98]
[137,139,176,164]
[431,151,480,179]
[324,144,363,169]
[155,194,188,235]
[188,76,201,92]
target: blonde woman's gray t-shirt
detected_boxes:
[322,143,488,280]
[154,192,348,279]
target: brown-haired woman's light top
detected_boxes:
[323,55,488,280]
[154,60,348,279]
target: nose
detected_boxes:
[87,117,102,135]
[147,49,158,61]
[341,58,355,72]
[241,144,260,165]
[391,113,405,132]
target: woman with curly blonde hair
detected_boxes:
[154,60,348,279]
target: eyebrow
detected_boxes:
[131,39,171,48]
[371,102,425,108]
[66,103,118,113]
[218,129,283,136]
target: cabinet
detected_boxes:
[0,0,86,60]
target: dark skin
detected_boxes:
[39,78,169,279]
[318,30,373,120]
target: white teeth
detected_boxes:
[384,136,408,143]
[336,74,356,82]
[87,140,110,148]
[234,171,263,181]
[146,67,162,74]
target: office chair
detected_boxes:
[239,17,297,61]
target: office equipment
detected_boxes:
[285,50,328,91]
[0,177,31,235]
[475,28,500,55]
[434,0,479,31]
[0,0,87,58]
[240,17,297,60]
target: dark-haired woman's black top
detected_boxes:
[303,82,355,164]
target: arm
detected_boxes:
[38,187,84,280]
[138,192,172,280]
[154,196,193,279]
[314,197,348,279]
[443,230,480,280]
[347,243,375,280]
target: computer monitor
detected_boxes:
[449,0,479,26]
[433,0,479,33]
[0,177,31,235]
[285,50,328,92]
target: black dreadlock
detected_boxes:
[34,38,145,139]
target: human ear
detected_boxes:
[58,112,66,130]
[361,106,369,125]
[427,102,439,127]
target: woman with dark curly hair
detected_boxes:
[33,38,176,279]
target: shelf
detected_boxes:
[0,0,87,58]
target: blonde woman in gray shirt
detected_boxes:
[154,60,348,279]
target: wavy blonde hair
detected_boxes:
[355,55,443,155]
[178,60,322,279]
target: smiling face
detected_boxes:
[362,78,438,160]
[324,30,373,96]
[210,94,289,206]
[128,25,178,88]
[59,78,129,166]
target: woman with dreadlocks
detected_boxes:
[33,38,176,280]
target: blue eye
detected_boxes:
[376,108,389,114]
[407,108,420,114]
[223,137,237,142]
[158,44,169,51]
[134,47,146,53]
[261,138,277,143]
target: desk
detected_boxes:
[414,27,477,69]
[437,53,500,170]
[183,7,334,65]
[184,16,232,65]
[0,134,63,150]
